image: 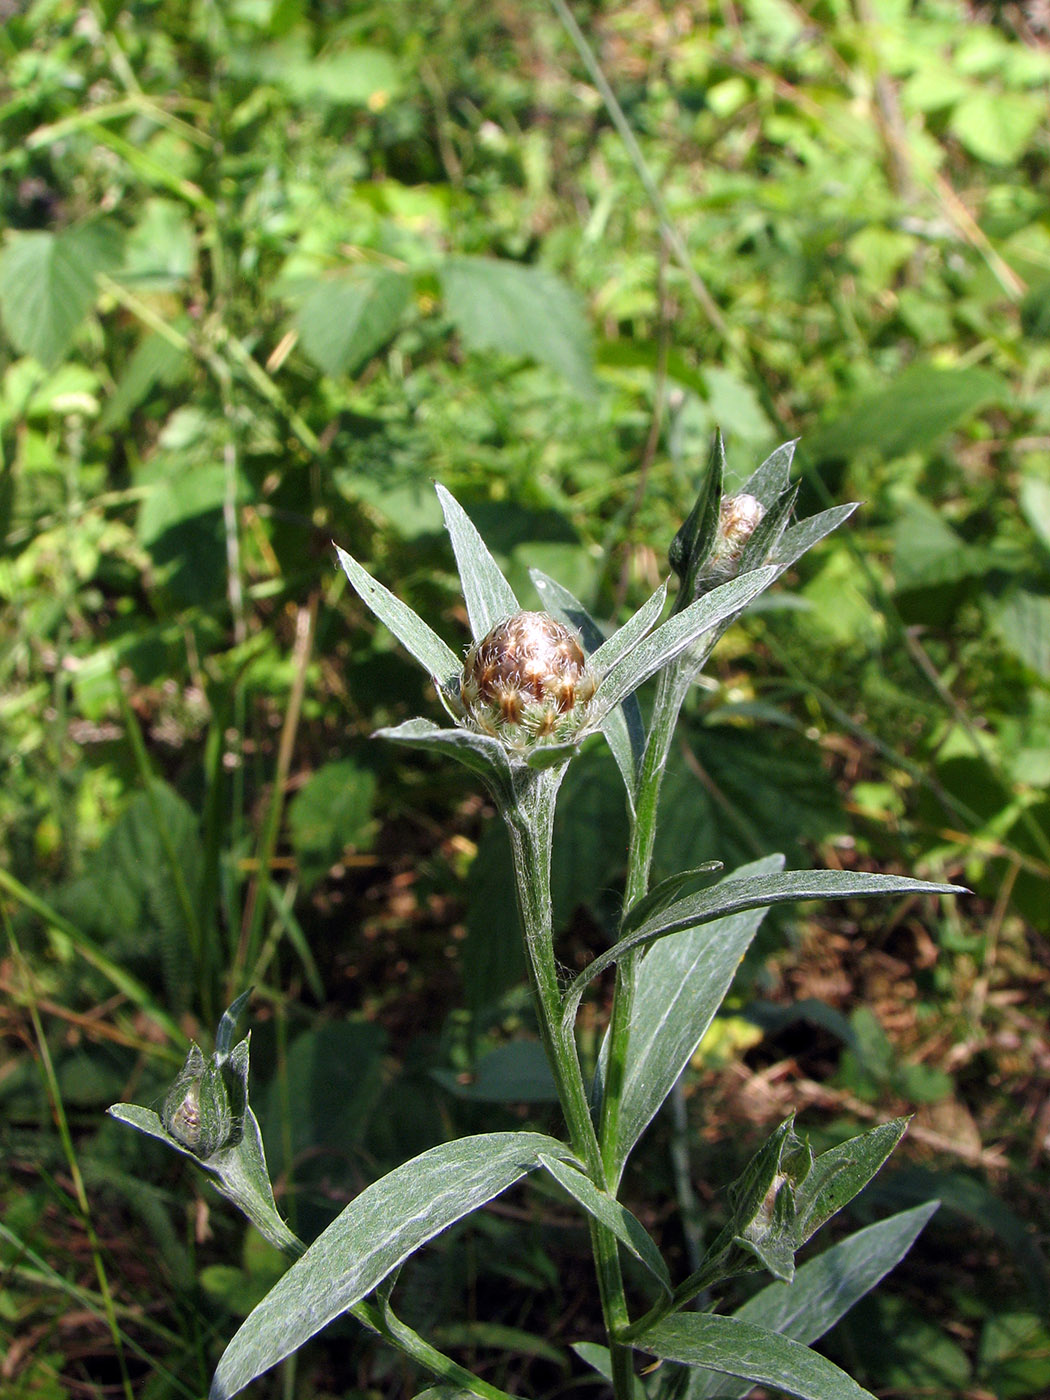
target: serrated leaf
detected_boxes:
[335,544,462,687]
[808,365,1006,463]
[681,1205,939,1400]
[636,1315,877,1400]
[210,1132,574,1399]
[435,484,519,640]
[537,1154,672,1296]
[0,223,124,368]
[441,256,595,397]
[295,270,410,377]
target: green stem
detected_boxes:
[500,762,633,1396]
[598,664,691,1184]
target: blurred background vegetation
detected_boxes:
[2,0,1049,1396]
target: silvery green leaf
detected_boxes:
[108,1103,301,1258]
[634,1314,877,1400]
[677,1205,939,1400]
[743,439,797,508]
[594,568,777,720]
[436,484,519,640]
[210,1132,574,1399]
[737,484,798,576]
[375,718,516,805]
[537,1154,672,1296]
[793,1119,909,1244]
[604,857,784,1175]
[772,504,859,571]
[579,867,967,989]
[335,545,461,687]
[621,862,724,938]
[530,570,663,805]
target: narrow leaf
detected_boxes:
[621,862,724,938]
[537,1154,672,1296]
[335,545,461,687]
[635,1314,877,1400]
[441,256,595,397]
[669,431,725,602]
[595,568,778,719]
[589,585,669,676]
[586,868,967,991]
[211,1133,574,1399]
[611,860,784,1173]
[773,504,859,572]
[743,439,797,506]
[794,1119,909,1243]
[375,718,516,806]
[682,1204,940,1400]
[436,484,519,641]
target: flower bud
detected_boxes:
[162,1043,241,1159]
[700,493,766,586]
[460,611,596,750]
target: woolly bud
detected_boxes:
[162,1042,245,1160]
[460,611,596,749]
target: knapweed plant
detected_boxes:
[111,439,963,1400]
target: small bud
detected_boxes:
[460,611,596,750]
[162,1043,240,1159]
[696,493,766,588]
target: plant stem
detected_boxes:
[500,762,633,1397]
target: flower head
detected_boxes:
[335,480,779,800]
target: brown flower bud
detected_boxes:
[460,611,596,749]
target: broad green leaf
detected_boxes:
[99,327,189,431]
[120,198,197,291]
[441,256,595,398]
[435,484,519,641]
[606,858,785,1174]
[793,1120,909,1243]
[537,1154,672,1296]
[635,1315,877,1400]
[210,1132,575,1399]
[295,270,410,377]
[569,867,966,1027]
[949,89,1044,165]
[595,568,778,719]
[0,223,123,368]
[335,545,462,687]
[242,38,401,106]
[808,365,1006,463]
[375,718,517,807]
[681,1204,939,1399]
[988,587,1050,679]
[432,1041,557,1103]
[287,759,378,890]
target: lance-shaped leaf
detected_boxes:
[599,858,784,1176]
[594,568,778,720]
[571,867,967,1002]
[210,1132,575,1399]
[742,439,797,508]
[793,1119,909,1244]
[530,570,665,804]
[772,503,859,572]
[680,1203,940,1400]
[537,1154,672,1296]
[436,484,519,640]
[335,545,461,688]
[620,862,724,938]
[634,1314,877,1400]
[669,431,725,603]
[376,718,516,807]
[108,1103,302,1259]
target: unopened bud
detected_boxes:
[162,1043,241,1159]
[460,611,596,749]
[701,493,766,585]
